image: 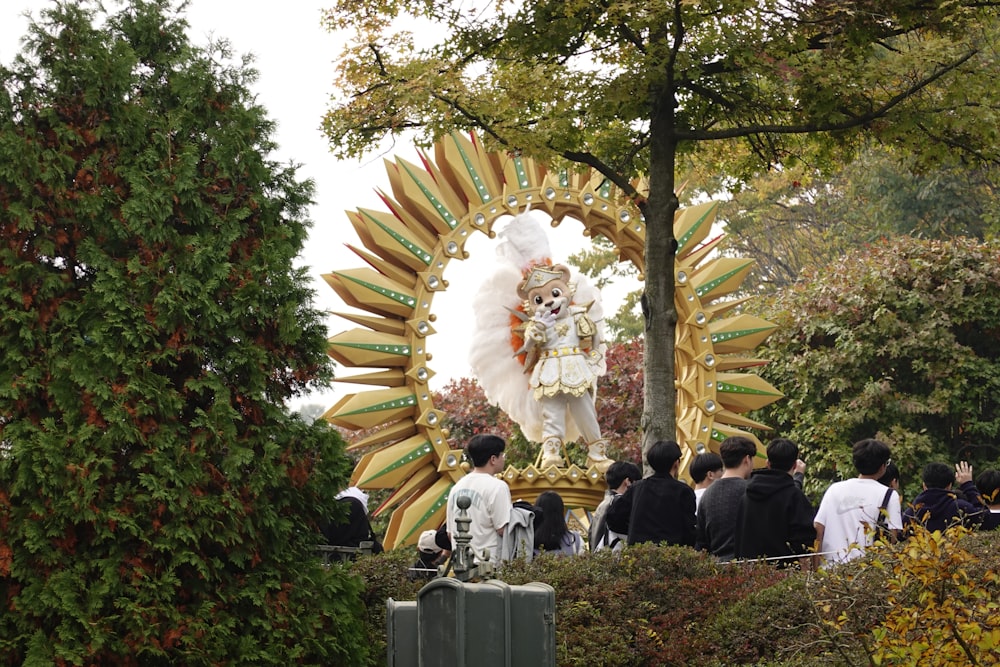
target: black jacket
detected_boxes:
[734,468,815,565]
[903,481,986,533]
[606,472,696,547]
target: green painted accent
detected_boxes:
[338,272,417,308]
[717,381,780,396]
[332,342,411,356]
[449,135,492,203]
[710,327,774,344]
[559,170,569,188]
[338,394,417,417]
[677,202,718,252]
[599,179,611,198]
[400,162,458,229]
[359,442,433,485]
[695,261,752,297]
[398,482,453,545]
[360,211,432,265]
[513,156,529,188]
[709,429,766,458]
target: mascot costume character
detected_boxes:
[469,211,613,472]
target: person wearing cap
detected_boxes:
[605,440,696,547]
[319,486,384,560]
[409,529,446,581]
[514,262,612,472]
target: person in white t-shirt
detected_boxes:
[814,438,902,566]
[446,434,512,565]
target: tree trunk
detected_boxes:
[640,90,679,469]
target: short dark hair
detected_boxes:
[976,469,1000,504]
[647,440,683,474]
[689,452,723,483]
[719,436,757,469]
[465,434,506,468]
[766,438,798,473]
[878,461,900,488]
[851,438,891,476]
[605,461,642,490]
[921,462,955,489]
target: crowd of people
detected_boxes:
[435,433,1000,570]
[324,432,999,572]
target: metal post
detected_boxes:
[451,495,481,582]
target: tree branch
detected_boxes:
[914,121,1000,165]
[677,79,738,111]
[560,148,640,200]
[677,50,979,141]
[616,21,646,52]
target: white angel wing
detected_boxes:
[467,263,546,442]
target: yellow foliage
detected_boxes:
[832,526,1000,666]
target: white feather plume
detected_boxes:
[494,210,553,270]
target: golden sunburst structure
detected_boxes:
[323,132,783,549]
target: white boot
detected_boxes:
[585,439,613,473]
[538,437,565,469]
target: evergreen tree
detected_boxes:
[0,2,366,664]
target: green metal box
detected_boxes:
[386,598,418,667]
[415,578,556,667]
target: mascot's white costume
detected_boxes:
[469,211,613,472]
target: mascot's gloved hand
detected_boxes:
[534,309,557,329]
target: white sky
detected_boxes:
[0,0,633,411]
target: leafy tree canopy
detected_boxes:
[0,1,365,663]
[573,144,1000,338]
[748,236,1000,496]
[324,0,1000,177]
[323,0,1000,453]
[720,146,1000,292]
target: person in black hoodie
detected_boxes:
[606,440,696,547]
[734,438,816,568]
[903,461,986,533]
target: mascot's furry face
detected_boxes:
[517,264,573,320]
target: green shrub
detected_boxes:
[812,527,1000,666]
[348,548,425,666]
[353,531,1000,667]
[497,545,794,666]
[707,574,820,665]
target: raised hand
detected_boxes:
[955,461,974,485]
[534,308,557,329]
